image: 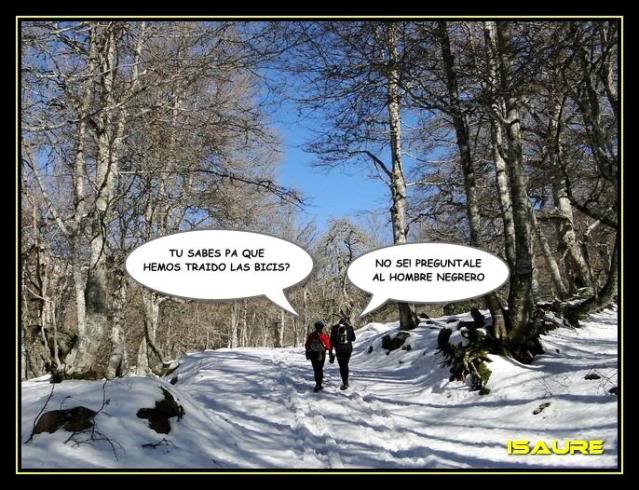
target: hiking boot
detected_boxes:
[340,384,348,390]
[313,385,322,393]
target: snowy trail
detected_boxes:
[21,307,619,469]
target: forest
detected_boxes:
[20,19,619,381]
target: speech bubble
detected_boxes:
[347,242,510,317]
[125,230,314,315]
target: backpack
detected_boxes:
[336,325,349,345]
[309,333,324,352]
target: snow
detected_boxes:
[20,306,619,469]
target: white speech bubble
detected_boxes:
[347,243,510,317]
[125,230,314,315]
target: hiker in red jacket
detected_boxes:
[305,320,332,392]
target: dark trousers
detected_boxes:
[311,353,325,386]
[336,352,351,385]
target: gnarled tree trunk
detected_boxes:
[565,231,618,322]
[486,22,536,351]
[137,290,165,376]
[107,270,128,378]
[437,21,507,339]
[530,204,569,299]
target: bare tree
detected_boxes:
[284,21,421,329]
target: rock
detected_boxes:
[519,351,535,365]
[137,388,184,434]
[162,361,180,377]
[34,406,97,434]
[459,312,484,343]
[477,361,492,386]
[381,332,410,352]
[470,307,486,328]
[585,373,601,380]
[367,345,373,354]
[526,338,545,357]
[437,328,452,351]
[457,320,475,330]
[169,376,178,385]
[608,386,618,395]
[533,402,551,415]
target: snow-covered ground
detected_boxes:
[20,306,619,469]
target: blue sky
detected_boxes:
[257,61,443,242]
[270,99,392,233]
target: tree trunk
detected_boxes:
[488,23,536,349]
[303,286,309,340]
[483,22,517,272]
[230,301,239,349]
[21,251,48,379]
[553,182,592,290]
[545,99,592,291]
[489,125,517,270]
[240,299,248,347]
[279,309,286,347]
[503,107,535,345]
[566,231,618,321]
[137,290,165,375]
[386,25,418,331]
[20,325,27,380]
[293,318,300,347]
[67,25,118,376]
[62,27,98,373]
[437,21,507,339]
[67,24,146,377]
[107,272,128,378]
[530,205,569,299]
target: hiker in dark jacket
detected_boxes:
[329,319,356,390]
[305,320,332,392]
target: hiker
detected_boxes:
[329,318,356,390]
[305,320,332,392]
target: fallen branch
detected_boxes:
[142,437,176,450]
[62,380,124,461]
